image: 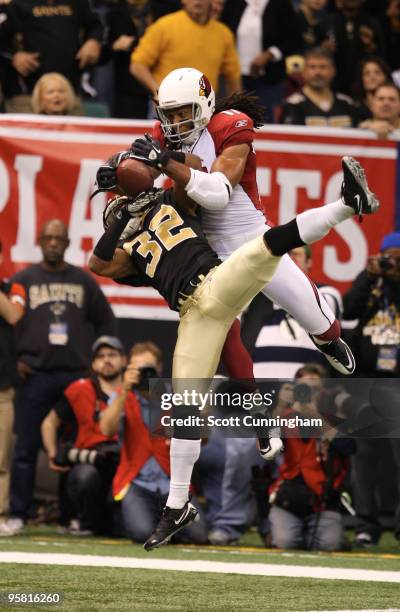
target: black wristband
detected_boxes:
[93,208,130,261]
[170,151,186,164]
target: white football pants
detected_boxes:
[207,224,335,336]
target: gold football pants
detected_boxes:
[172,235,280,386]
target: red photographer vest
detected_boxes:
[64,379,118,449]
[269,403,349,500]
[113,392,170,500]
[277,437,348,499]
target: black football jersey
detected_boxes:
[280,91,356,127]
[121,190,220,311]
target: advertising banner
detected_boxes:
[0,116,398,319]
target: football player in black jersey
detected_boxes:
[89,155,379,551]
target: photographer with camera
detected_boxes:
[41,336,125,536]
[100,341,208,545]
[343,231,400,547]
[269,364,355,551]
[0,240,24,524]
[344,231,400,377]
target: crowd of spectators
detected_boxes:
[0,0,399,136]
[0,0,399,551]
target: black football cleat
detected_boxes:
[309,335,355,376]
[341,156,380,219]
[143,500,198,551]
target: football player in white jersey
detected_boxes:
[131,67,377,376]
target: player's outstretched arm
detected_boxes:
[89,206,137,278]
[89,247,135,279]
[160,143,249,190]
[131,134,249,210]
[210,144,250,187]
[165,143,249,210]
[171,153,203,214]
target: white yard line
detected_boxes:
[0,552,399,583]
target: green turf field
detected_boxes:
[0,527,399,612]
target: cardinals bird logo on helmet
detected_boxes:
[198,75,212,99]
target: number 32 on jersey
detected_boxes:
[123,205,196,278]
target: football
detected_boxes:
[116,157,154,197]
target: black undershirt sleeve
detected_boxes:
[93,209,130,261]
[54,396,76,424]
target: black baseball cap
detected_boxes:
[92,336,125,356]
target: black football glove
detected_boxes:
[90,150,131,199]
[130,134,172,170]
[103,189,164,230]
[103,195,130,231]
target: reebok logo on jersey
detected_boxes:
[235,120,248,128]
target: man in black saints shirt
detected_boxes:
[2,0,103,112]
[280,47,356,127]
[89,152,379,551]
[0,219,116,537]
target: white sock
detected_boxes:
[166,438,201,509]
[296,199,353,244]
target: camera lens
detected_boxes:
[379,256,394,271]
[293,383,312,403]
[134,366,158,391]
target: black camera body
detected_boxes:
[293,383,313,404]
[134,366,158,391]
[379,255,400,273]
[379,255,395,272]
[0,279,11,294]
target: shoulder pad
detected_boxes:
[208,110,255,154]
[209,110,254,133]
